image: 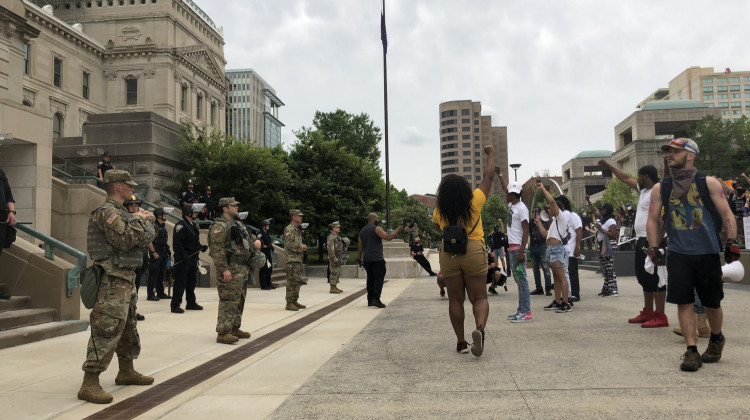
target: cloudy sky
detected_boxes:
[194,0,750,196]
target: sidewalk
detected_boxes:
[1,255,749,419]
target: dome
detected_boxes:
[641,100,707,111]
[574,150,613,159]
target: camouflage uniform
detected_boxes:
[327,230,345,287]
[209,213,253,335]
[83,198,156,373]
[284,219,305,304]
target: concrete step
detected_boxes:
[0,296,31,313]
[0,308,56,331]
[0,320,89,350]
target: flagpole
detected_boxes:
[381,0,391,229]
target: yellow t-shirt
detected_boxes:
[432,188,486,243]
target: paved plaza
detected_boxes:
[2,254,750,419]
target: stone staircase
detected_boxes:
[0,296,89,350]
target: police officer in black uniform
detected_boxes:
[96,152,114,189]
[197,186,215,228]
[178,179,198,207]
[147,208,171,301]
[171,204,207,313]
[257,219,277,290]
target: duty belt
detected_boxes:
[229,255,247,264]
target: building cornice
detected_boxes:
[22,0,106,55]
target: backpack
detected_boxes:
[660,172,722,245]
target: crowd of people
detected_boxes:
[429,139,743,378]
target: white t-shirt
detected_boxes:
[633,187,652,238]
[597,218,617,242]
[547,210,569,243]
[564,210,582,255]
[507,201,529,245]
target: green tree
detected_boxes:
[391,196,439,242]
[302,109,382,167]
[689,115,750,178]
[480,194,509,236]
[600,177,638,210]
[288,128,382,257]
[179,123,292,229]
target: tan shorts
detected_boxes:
[439,239,488,278]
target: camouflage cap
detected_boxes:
[289,209,304,217]
[102,169,137,186]
[329,221,340,229]
[218,197,240,207]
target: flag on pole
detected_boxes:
[381,1,388,54]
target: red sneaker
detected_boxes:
[628,309,654,324]
[642,312,669,328]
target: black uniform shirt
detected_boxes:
[258,230,273,257]
[173,219,201,260]
[153,222,169,250]
[97,161,114,177]
[178,189,198,206]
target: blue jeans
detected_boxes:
[509,249,530,314]
[528,244,551,291]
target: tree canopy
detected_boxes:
[688,115,750,178]
[599,177,638,210]
[179,123,292,230]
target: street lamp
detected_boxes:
[510,163,521,181]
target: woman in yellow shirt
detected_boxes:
[433,145,497,357]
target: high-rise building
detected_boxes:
[225,68,284,147]
[438,100,508,197]
[640,66,750,122]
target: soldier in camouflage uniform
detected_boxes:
[208,197,261,344]
[326,221,345,294]
[78,170,157,405]
[284,209,307,311]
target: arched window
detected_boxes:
[53,113,64,139]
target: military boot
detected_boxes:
[231,328,251,339]
[217,333,239,344]
[330,286,343,294]
[77,372,113,404]
[115,359,154,386]
[285,302,298,311]
[293,301,307,309]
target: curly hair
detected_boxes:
[436,174,474,226]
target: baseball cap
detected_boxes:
[218,197,240,207]
[102,170,137,186]
[290,209,304,217]
[507,181,522,195]
[661,138,699,155]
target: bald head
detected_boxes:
[368,213,379,224]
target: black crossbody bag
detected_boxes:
[443,218,480,255]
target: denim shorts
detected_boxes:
[545,243,567,266]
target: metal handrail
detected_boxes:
[14,223,86,298]
[52,167,100,184]
[159,193,181,207]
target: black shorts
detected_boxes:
[666,251,723,308]
[486,267,500,284]
[635,237,665,293]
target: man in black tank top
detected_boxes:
[358,213,404,308]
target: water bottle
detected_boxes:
[516,262,524,277]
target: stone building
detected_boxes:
[0,0,228,237]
